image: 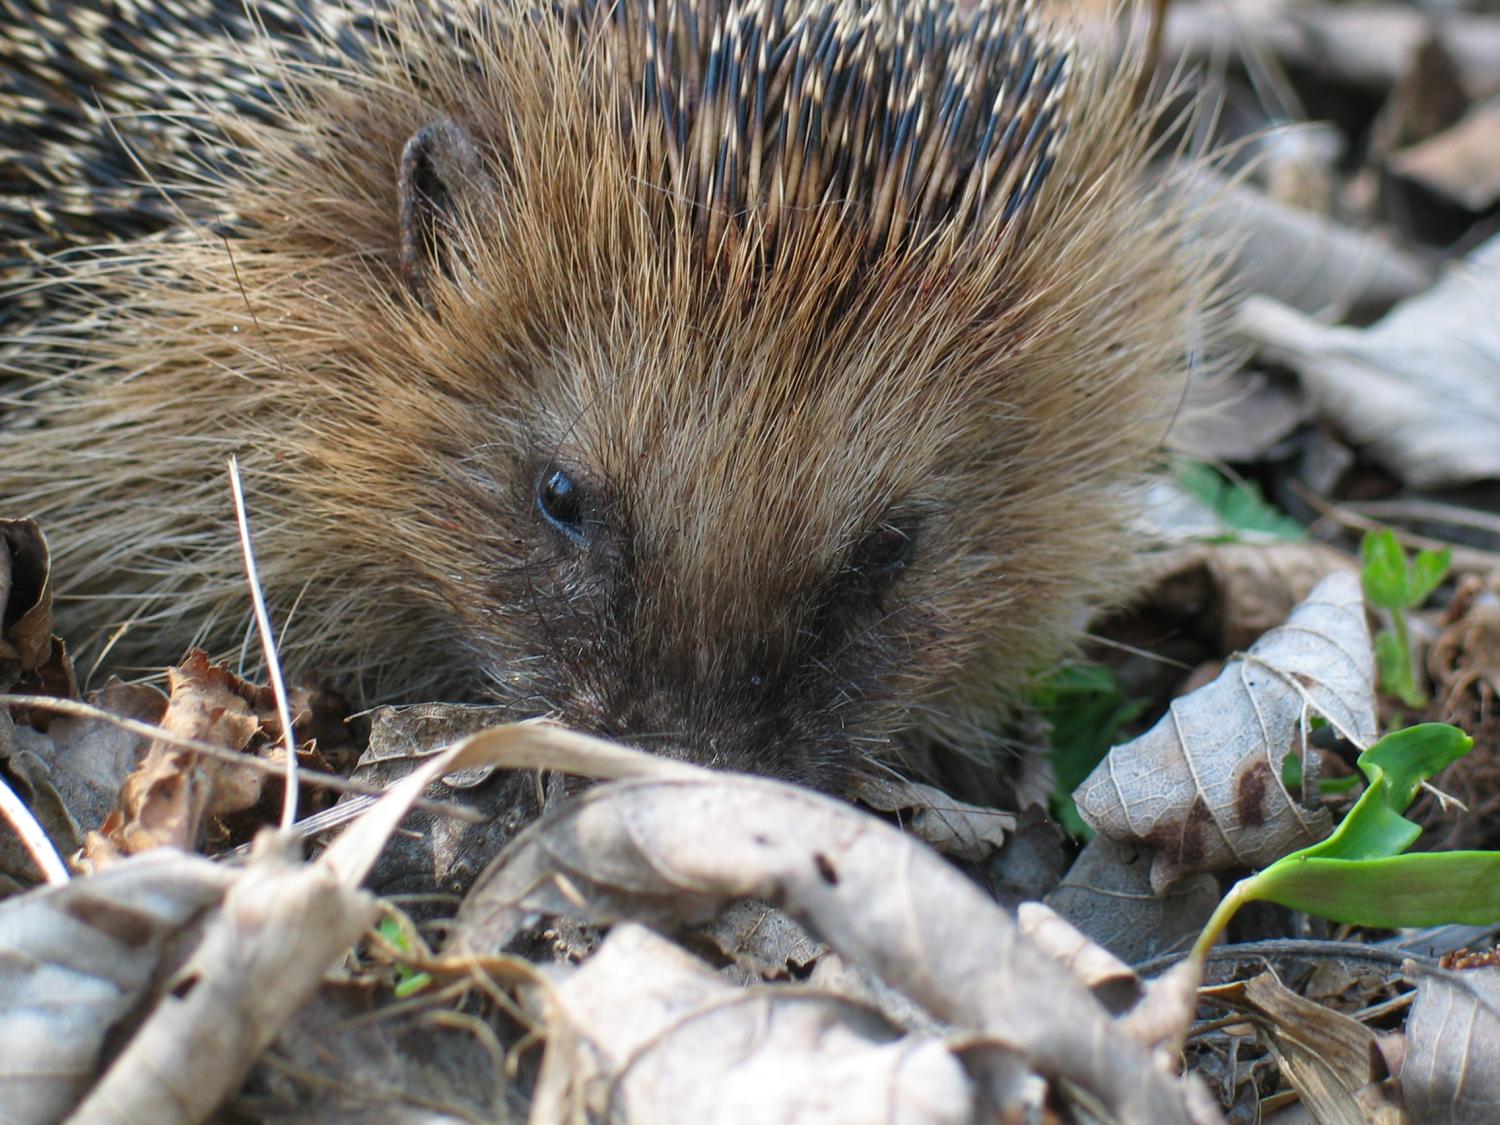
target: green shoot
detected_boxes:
[376,915,434,998]
[1192,724,1499,961]
[1036,664,1145,838]
[1360,530,1451,708]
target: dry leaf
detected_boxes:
[1368,33,1471,161]
[1401,960,1500,1122]
[1122,959,1211,1071]
[15,681,167,839]
[1074,570,1375,893]
[988,807,1070,910]
[1204,972,1402,1124]
[0,712,84,885]
[1046,834,1219,965]
[359,701,519,789]
[2,682,168,887]
[694,899,826,982]
[0,848,235,1124]
[1017,901,1141,1014]
[1389,98,1500,213]
[529,922,974,1124]
[852,775,1015,862]
[1171,371,1310,464]
[89,652,263,861]
[69,832,380,1124]
[0,520,54,681]
[1134,541,1359,653]
[805,951,949,1038]
[1192,169,1431,318]
[0,519,73,698]
[454,774,1212,1123]
[1238,235,1500,490]
[1429,574,1500,721]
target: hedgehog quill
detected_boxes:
[1,0,1215,788]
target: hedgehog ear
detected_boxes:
[398,119,496,313]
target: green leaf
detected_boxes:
[1281,752,1361,796]
[1175,462,1305,541]
[1360,529,1409,610]
[1035,664,1145,838]
[1407,548,1452,607]
[1281,751,1303,791]
[1248,852,1500,928]
[1295,724,1470,863]
[1316,774,1362,796]
[1359,722,1471,804]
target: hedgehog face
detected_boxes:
[381,114,1003,783]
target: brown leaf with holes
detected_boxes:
[86,652,265,862]
[1074,571,1376,893]
[693,899,826,983]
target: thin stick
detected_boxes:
[0,773,70,884]
[228,455,301,831]
[1288,480,1500,575]
[0,694,484,825]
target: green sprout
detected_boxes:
[376,915,434,998]
[1193,724,1500,961]
[1360,529,1450,709]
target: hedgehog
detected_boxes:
[1,0,1213,789]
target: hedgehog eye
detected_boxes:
[851,523,916,581]
[537,468,587,543]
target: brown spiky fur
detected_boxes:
[1,0,1211,786]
